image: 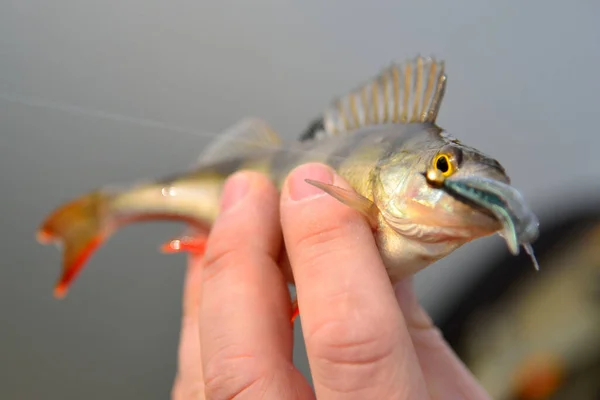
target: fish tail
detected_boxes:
[36,190,114,298]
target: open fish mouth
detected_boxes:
[442,176,540,270]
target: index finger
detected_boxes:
[199,171,313,400]
[280,163,430,399]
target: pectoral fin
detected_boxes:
[305,179,379,228]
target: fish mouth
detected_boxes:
[440,175,541,270]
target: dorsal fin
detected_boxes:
[197,118,282,165]
[302,55,447,140]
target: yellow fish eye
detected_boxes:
[433,153,455,177]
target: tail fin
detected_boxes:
[37,191,113,298]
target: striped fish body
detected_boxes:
[37,55,538,297]
[177,121,490,282]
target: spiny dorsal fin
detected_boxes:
[197,118,282,165]
[313,55,447,138]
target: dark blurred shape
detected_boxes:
[438,200,600,400]
[298,117,325,142]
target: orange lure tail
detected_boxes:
[161,236,301,326]
[36,191,113,298]
[160,235,207,254]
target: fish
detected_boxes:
[36,55,540,317]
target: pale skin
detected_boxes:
[170,162,493,400]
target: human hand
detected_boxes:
[171,163,492,399]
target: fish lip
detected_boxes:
[438,175,540,255]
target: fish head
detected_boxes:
[376,129,538,264]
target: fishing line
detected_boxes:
[0,93,219,139]
[0,92,356,164]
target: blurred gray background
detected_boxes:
[1,1,598,399]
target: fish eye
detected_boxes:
[436,155,450,173]
[433,153,454,177]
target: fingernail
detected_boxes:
[287,163,334,201]
[220,172,250,212]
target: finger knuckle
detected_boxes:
[203,345,267,399]
[307,315,396,369]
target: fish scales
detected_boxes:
[36,55,540,299]
[168,122,432,207]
